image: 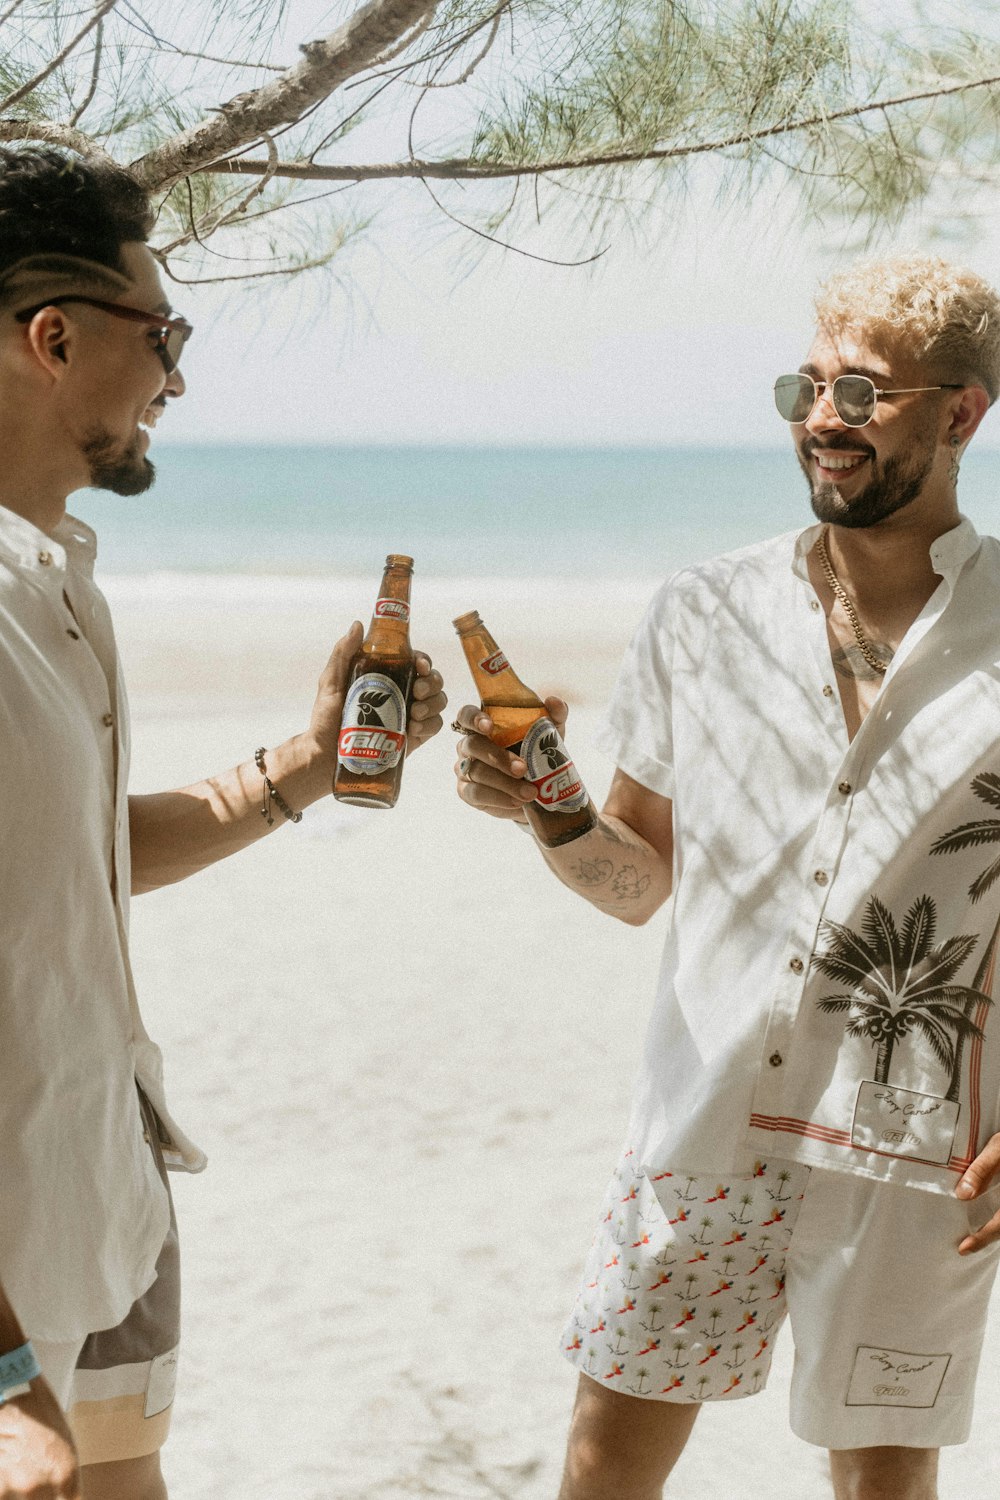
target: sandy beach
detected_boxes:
[108,572,1000,1499]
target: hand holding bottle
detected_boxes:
[451,610,596,847]
[452,694,571,823]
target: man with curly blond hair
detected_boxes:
[453,254,1000,1498]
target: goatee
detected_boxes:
[82,427,156,496]
[799,441,934,530]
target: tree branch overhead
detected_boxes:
[131,0,439,192]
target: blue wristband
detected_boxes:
[0,1342,40,1401]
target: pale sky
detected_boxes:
[150,3,1000,449]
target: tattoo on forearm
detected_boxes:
[564,816,657,904]
[832,643,893,681]
[570,858,651,902]
[611,865,651,900]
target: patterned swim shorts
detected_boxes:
[561,1147,1000,1447]
[561,1151,808,1403]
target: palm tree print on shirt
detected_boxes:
[812,895,990,1089]
[928,774,1000,1099]
[931,773,1000,901]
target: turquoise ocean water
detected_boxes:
[75,444,1000,578]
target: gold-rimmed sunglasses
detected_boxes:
[774,372,963,428]
[15,295,193,374]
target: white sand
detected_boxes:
[107,573,1000,1499]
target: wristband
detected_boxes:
[0,1342,40,1402]
[254,747,303,826]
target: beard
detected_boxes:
[798,436,935,530]
[82,425,156,497]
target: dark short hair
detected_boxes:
[0,147,152,281]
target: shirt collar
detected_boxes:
[0,503,98,580]
[791,515,981,584]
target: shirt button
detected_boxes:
[38,550,52,566]
[102,712,115,728]
[789,957,804,974]
[814,869,829,886]
[810,600,821,612]
[769,1052,783,1067]
[838,780,852,795]
[822,684,835,698]
[66,628,80,640]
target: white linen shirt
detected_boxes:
[0,504,204,1342]
[598,517,1000,1195]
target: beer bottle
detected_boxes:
[453,610,597,847]
[334,555,415,809]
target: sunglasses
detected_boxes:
[15,296,193,374]
[773,372,963,428]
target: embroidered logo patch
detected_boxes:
[851,1081,960,1165]
[846,1345,951,1408]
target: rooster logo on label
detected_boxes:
[338,672,407,775]
[522,718,588,813]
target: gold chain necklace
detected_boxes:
[815,529,888,676]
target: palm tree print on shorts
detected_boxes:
[930,773,1000,1098]
[812,895,991,1091]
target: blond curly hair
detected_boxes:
[814,254,1000,403]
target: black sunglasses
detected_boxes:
[15,296,193,374]
[774,372,963,428]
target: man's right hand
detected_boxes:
[452,697,569,821]
[0,1378,81,1498]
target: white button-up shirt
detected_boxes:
[0,504,204,1342]
[598,518,1000,1195]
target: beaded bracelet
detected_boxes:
[254,747,303,826]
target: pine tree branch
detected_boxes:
[0,115,118,163]
[130,0,439,192]
[69,17,104,127]
[197,64,1000,185]
[0,0,29,29]
[0,0,122,114]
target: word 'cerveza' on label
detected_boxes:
[374,597,410,622]
[338,672,407,775]
[521,717,588,814]
[479,649,509,675]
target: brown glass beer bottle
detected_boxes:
[333,555,416,809]
[453,610,597,847]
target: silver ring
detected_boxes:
[458,757,470,777]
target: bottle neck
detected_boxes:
[456,621,541,706]
[364,563,413,655]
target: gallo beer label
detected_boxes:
[338,672,407,775]
[479,649,509,676]
[521,717,588,813]
[374,597,410,623]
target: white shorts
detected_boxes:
[561,1150,1000,1448]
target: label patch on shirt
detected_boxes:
[850,1081,960,1165]
[144,1345,179,1418]
[846,1345,951,1408]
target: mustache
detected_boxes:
[800,434,876,460]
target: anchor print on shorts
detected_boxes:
[560,1153,809,1402]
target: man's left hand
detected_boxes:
[307,622,447,764]
[406,654,447,753]
[955,1135,1000,1253]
